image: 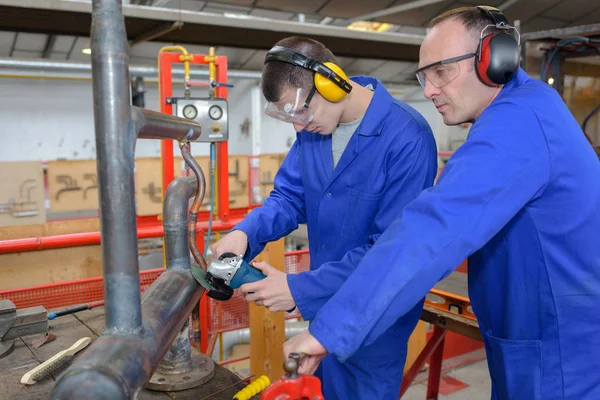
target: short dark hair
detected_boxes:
[261,36,338,102]
[430,7,505,51]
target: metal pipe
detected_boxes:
[132,107,201,141]
[50,269,205,399]
[163,176,197,269]
[180,143,208,270]
[51,163,203,398]
[212,321,309,360]
[156,175,197,379]
[0,220,238,255]
[90,0,141,334]
[0,57,264,80]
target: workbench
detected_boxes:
[400,271,483,399]
[0,306,252,400]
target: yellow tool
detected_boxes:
[233,375,270,400]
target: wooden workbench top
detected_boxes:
[0,306,251,400]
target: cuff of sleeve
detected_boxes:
[287,272,315,321]
[308,317,351,363]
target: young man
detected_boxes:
[284,7,600,400]
[211,36,438,399]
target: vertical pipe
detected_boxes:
[216,56,230,222]
[158,176,196,370]
[90,0,141,333]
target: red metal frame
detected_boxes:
[400,326,447,399]
[158,51,230,222]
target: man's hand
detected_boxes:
[210,230,248,259]
[283,330,328,375]
[239,262,296,312]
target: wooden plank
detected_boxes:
[47,160,99,213]
[258,154,284,199]
[0,305,249,399]
[136,157,185,216]
[0,161,46,227]
[0,218,101,240]
[73,306,106,337]
[0,246,102,291]
[420,306,482,342]
[249,238,285,383]
[229,155,249,209]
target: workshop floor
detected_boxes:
[403,354,491,399]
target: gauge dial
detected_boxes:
[209,105,223,120]
[182,104,198,120]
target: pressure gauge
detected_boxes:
[209,105,223,120]
[182,104,198,120]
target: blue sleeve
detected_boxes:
[288,131,438,321]
[308,105,551,361]
[234,134,306,261]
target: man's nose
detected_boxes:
[423,80,441,100]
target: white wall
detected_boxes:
[0,77,298,162]
[399,88,470,153]
[0,77,458,163]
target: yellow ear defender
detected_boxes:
[314,61,350,102]
[265,46,352,103]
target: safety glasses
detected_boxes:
[264,87,315,126]
[416,53,476,88]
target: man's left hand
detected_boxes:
[239,262,296,312]
[283,330,328,375]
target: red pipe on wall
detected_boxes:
[0,220,239,255]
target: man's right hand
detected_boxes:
[210,230,249,259]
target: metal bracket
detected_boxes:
[55,175,82,201]
[83,173,98,200]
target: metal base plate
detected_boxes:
[146,347,215,392]
[0,339,15,359]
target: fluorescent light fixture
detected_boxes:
[347,21,393,33]
[82,48,92,55]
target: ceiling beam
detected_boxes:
[9,32,18,57]
[0,0,424,62]
[497,0,521,11]
[42,34,57,58]
[522,23,600,41]
[347,0,447,23]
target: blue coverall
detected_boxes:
[309,68,600,399]
[235,76,438,399]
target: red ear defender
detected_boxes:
[476,34,496,87]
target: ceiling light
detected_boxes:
[82,48,92,55]
[547,77,554,85]
[346,21,393,33]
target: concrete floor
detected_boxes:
[402,357,491,400]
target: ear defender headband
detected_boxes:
[475,5,520,86]
[265,46,352,103]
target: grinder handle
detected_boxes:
[229,260,267,289]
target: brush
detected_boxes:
[21,337,91,385]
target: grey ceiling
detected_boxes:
[0,0,598,86]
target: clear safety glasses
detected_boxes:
[416,53,476,89]
[264,87,315,126]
